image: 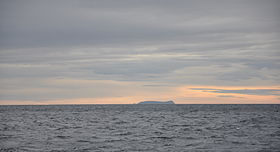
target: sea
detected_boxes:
[0,104,280,152]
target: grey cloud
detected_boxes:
[0,45,279,85]
[191,88,219,91]
[217,95,244,98]
[0,0,279,101]
[1,0,279,48]
[218,95,235,98]
[142,84,173,87]
[191,88,280,96]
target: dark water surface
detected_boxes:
[1,104,280,151]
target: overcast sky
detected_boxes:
[0,0,279,104]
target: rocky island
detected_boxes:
[137,100,175,104]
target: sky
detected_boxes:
[0,0,280,104]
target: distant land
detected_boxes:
[137,100,175,104]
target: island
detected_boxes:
[137,100,175,104]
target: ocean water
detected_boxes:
[0,104,280,152]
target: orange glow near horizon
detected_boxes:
[0,85,279,105]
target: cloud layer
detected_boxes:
[191,88,280,96]
[0,0,279,103]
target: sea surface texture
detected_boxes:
[0,104,280,152]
